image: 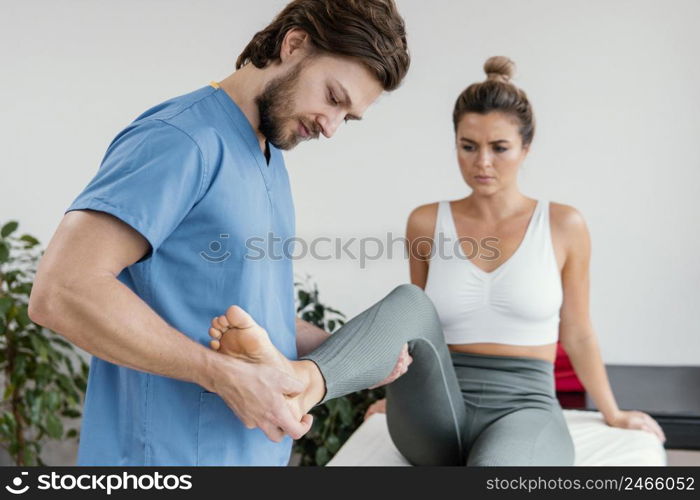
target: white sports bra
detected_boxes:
[424,200,562,346]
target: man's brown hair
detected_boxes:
[237,0,410,91]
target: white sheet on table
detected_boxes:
[327,410,667,466]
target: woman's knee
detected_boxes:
[388,283,436,315]
[385,283,442,340]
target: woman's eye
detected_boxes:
[329,93,339,105]
[494,146,508,153]
[462,145,474,151]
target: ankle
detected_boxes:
[297,360,327,408]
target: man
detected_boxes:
[28,0,410,466]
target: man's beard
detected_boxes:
[256,61,315,150]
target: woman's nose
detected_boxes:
[475,150,493,168]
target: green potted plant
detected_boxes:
[0,220,89,465]
[293,275,385,466]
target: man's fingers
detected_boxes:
[259,422,285,443]
[279,373,306,397]
[273,405,311,440]
[300,413,314,433]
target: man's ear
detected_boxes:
[279,28,311,63]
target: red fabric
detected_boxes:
[554,343,584,392]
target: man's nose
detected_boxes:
[317,111,345,139]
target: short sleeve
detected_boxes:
[66,119,206,255]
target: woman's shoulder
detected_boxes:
[406,201,441,238]
[548,200,589,239]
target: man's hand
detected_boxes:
[206,353,313,442]
[368,343,412,389]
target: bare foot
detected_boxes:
[209,305,326,418]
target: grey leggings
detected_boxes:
[300,283,575,466]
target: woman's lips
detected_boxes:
[474,175,494,183]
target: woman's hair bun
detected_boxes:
[484,56,516,84]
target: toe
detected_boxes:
[211,317,223,331]
[225,304,254,329]
[213,316,228,332]
[209,327,222,339]
[218,314,231,329]
[210,339,221,351]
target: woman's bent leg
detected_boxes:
[452,351,576,466]
[300,283,468,465]
[466,405,575,466]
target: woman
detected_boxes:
[365,56,666,463]
[207,56,666,465]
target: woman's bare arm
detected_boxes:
[406,202,438,289]
[556,205,665,441]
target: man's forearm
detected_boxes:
[295,318,330,357]
[29,273,220,392]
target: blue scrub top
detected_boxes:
[66,84,297,465]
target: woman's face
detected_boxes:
[455,111,529,194]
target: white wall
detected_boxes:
[1,0,698,365]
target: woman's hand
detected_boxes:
[364,398,387,420]
[606,410,666,444]
[368,343,412,389]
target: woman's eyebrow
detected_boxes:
[459,137,510,144]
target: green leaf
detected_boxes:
[1,221,19,238]
[0,297,12,318]
[298,290,310,308]
[325,307,346,317]
[10,283,32,296]
[50,336,73,349]
[3,411,17,431]
[62,409,82,419]
[23,447,36,466]
[0,241,9,264]
[15,304,30,328]
[19,234,40,248]
[46,414,63,439]
[66,428,78,438]
[337,397,353,426]
[326,435,341,454]
[45,391,60,410]
[314,446,330,466]
[3,383,14,401]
